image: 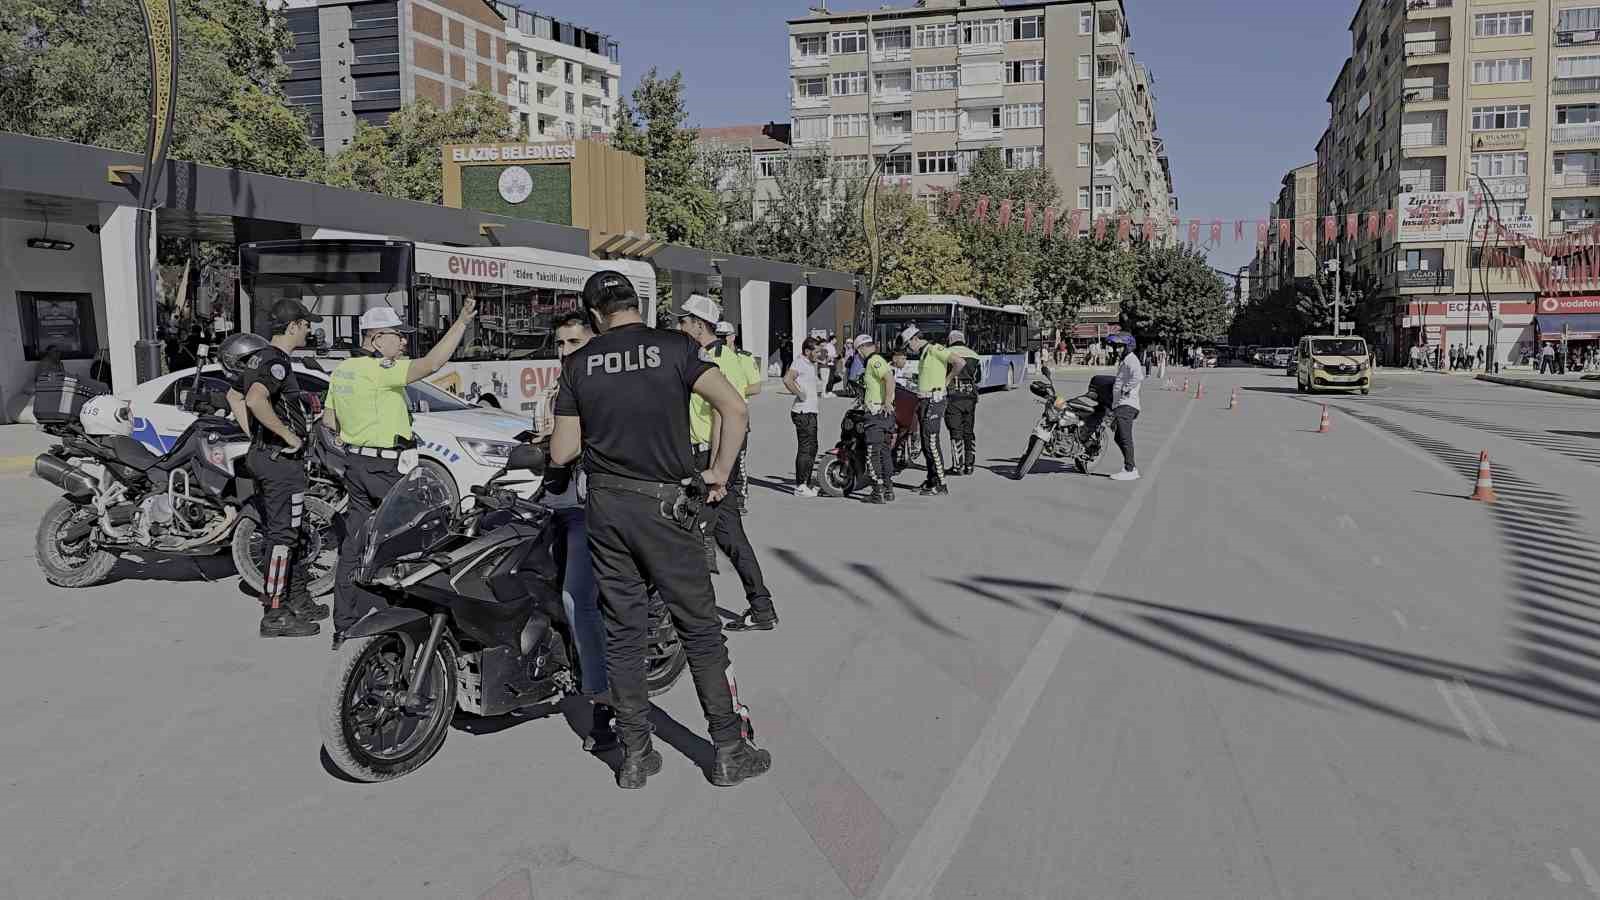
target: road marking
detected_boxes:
[1432,678,1509,749]
[875,398,1196,900]
[1551,862,1575,885]
[1453,678,1509,749]
[0,454,33,475]
[1574,848,1600,896]
[1433,678,1481,744]
[1392,610,1409,629]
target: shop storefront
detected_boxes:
[1397,296,1535,368]
[1533,294,1600,370]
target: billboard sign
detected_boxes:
[1398,191,1468,243]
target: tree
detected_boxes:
[1123,244,1231,346]
[610,69,718,247]
[936,148,1060,303]
[1030,234,1137,338]
[324,88,514,203]
[0,0,323,179]
[735,151,865,266]
[837,188,971,298]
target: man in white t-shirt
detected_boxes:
[783,336,824,497]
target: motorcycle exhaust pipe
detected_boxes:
[34,454,96,499]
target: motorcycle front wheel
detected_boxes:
[35,497,118,588]
[233,495,340,599]
[814,453,854,498]
[320,633,457,782]
[1015,436,1044,480]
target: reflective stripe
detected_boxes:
[265,545,290,598]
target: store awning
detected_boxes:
[1535,314,1600,340]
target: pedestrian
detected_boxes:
[1104,338,1145,481]
[902,325,967,497]
[236,299,328,637]
[1476,345,1485,370]
[1541,341,1555,374]
[551,271,771,789]
[854,333,897,504]
[784,336,823,497]
[890,348,913,388]
[943,330,981,477]
[1409,344,1421,370]
[817,332,836,398]
[323,299,476,644]
[679,299,777,634]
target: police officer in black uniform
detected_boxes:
[552,271,773,790]
[241,299,327,638]
[943,330,981,477]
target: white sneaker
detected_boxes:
[794,485,819,497]
[1109,469,1141,481]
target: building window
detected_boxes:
[832,30,867,54]
[1472,150,1528,177]
[961,19,1002,46]
[793,115,830,143]
[1005,145,1044,170]
[1472,57,1533,84]
[1077,54,1090,80]
[874,69,912,95]
[873,110,911,140]
[516,49,527,73]
[1556,54,1600,79]
[1559,7,1600,33]
[517,80,528,103]
[876,152,912,176]
[875,28,912,52]
[1470,245,1526,267]
[836,154,869,176]
[1473,10,1534,37]
[795,76,828,99]
[600,76,609,97]
[565,91,574,114]
[1471,103,1530,129]
[1004,102,1043,128]
[1078,143,1090,166]
[833,112,869,137]
[1005,59,1045,84]
[1077,187,1091,209]
[917,150,959,174]
[518,112,529,136]
[913,108,957,133]
[795,33,827,58]
[914,65,959,91]
[916,22,957,48]
[16,292,97,361]
[1093,184,1114,209]
[1012,15,1042,40]
[832,71,867,95]
[757,154,788,178]
[1079,9,1092,34]
[1077,98,1091,124]
[564,61,574,84]
[1557,103,1600,124]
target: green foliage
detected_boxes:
[1031,235,1137,335]
[610,69,717,247]
[1122,244,1231,344]
[838,188,971,298]
[936,148,1059,304]
[324,88,514,203]
[0,0,322,179]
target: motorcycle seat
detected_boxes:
[105,435,161,471]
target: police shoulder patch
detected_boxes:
[269,363,287,380]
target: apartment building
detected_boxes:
[1316,0,1600,365]
[785,0,1174,235]
[1251,162,1320,297]
[281,0,618,155]
[696,123,794,219]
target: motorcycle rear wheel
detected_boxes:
[321,633,457,782]
[814,454,854,498]
[645,592,688,697]
[35,497,118,588]
[232,495,340,599]
[1015,436,1044,480]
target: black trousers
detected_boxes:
[586,486,742,750]
[792,411,818,487]
[333,454,403,633]
[248,447,310,608]
[863,409,895,489]
[696,449,774,619]
[945,393,977,470]
[917,397,948,486]
[1111,406,1139,471]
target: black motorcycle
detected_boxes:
[1014,370,1112,479]
[812,390,919,498]
[319,447,689,782]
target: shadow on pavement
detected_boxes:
[845,562,964,638]
[1240,386,1301,395]
[1371,400,1600,469]
[106,553,237,585]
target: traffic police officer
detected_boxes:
[684,301,777,632]
[241,299,327,638]
[903,326,966,496]
[855,333,898,504]
[943,330,981,477]
[714,319,760,512]
[552,272,772,790]
[324,300,476,641]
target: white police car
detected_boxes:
[125,362,535,506]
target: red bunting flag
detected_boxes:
[1042,205,1055,238]
[1366,211,1381,239]
[1345,213,1359,240]
[1188,219,1201,244]
[1324,216,1337,241]
[1145,218,1158,241]
[1383,209,1397,235]
[1298,216,1315,244]
[1116,215,1131,242]
[1094,215,1108,240]
[945,190,962,218]
[1023,202,1036,233]
[974,195,990,224]
[1068,208,1084,237]
[1278,218,1291,244]
[1211,220,1223,244]
[997,198,1013,228]
[1256,220,1269,245]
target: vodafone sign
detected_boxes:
[1538,295,1600,314]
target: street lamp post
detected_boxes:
[862,140,908,333]
[133,0,180,384]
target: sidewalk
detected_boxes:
[1475,372,1600,400]
[0,424,51,475]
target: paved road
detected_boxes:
[3,366,1599,899]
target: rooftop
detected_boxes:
[788,0,1120,26]
[697,123,792,153]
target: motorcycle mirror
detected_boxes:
[1041,365,1051,379]
[506,443,546,474]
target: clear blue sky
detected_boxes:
[524,0,1355,274]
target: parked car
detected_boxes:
[1269,347,1295,369]
[124,362,537,508]
[1286,347,1299,376]
[1199,348,1219,368]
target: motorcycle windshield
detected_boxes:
[356,465,454,583]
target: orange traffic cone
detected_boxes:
[1469,451,1497,503]
[1228,387,1238,410]
[1316,403,1330,434]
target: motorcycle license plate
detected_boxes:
[1033,425,1055,441]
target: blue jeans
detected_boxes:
[554,507,608,696]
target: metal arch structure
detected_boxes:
[133,0,180,384]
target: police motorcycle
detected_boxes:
[230,419,345,601]
[812,378,920,498]
[31,351,339,589]
[1014,370,1113,480]
[319,445,690,782]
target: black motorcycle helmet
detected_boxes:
[219,332,271,379]
[581,270,638,330]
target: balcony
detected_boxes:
[1549,217,1600,234]
[873,87,911,105]
[1397,269,1454,289]
[871,42,912,64]
[791,93,829,111]
[1403,38,1450,58]
[1096,30,1121,46]
[1550,171,1600,188]
[1553,122,1600,144]
[871,129,911,147]
[1555,77,1600,95]
[958,39,1002,57]
[1401,131,1447,148]
[1405,0,1453,15]
[1398,174,1447,193]
[957,124,1002,142]
[791,51,829,69]
[957,79,1002,101]
[1402,85,1448,104]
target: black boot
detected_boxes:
[709,737,772,787]
[616,740,663,789]
[919,482,949,496]
[260,606,319,638]
[724,608,778,632]
[287,593,329,621]
[584,703,620,752]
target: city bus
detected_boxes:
[871,295,1029,390]
[238,238,657,414]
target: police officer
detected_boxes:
[903,326,966,496]
[552,272,771,790]
[854,333,898,504]
[324,300,476,642]
[683,301,777,633]
[241,299,327,638]
[713,320,760,513]
[943,330,981,477]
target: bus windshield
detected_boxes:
[873,303,953,350]
[239,241,411,352]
